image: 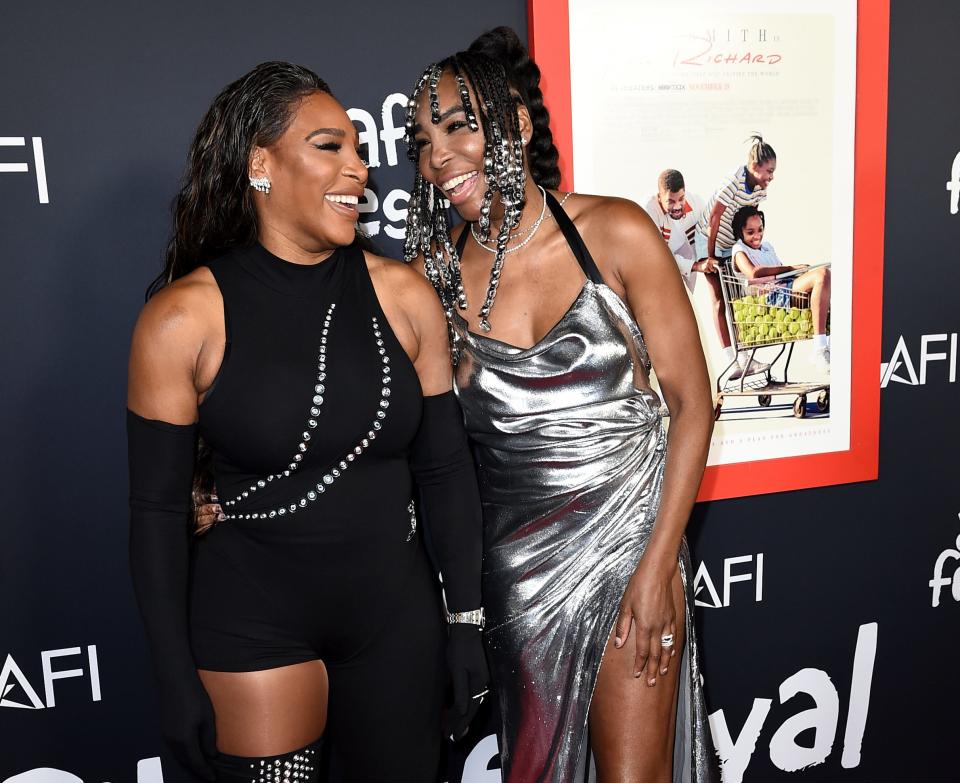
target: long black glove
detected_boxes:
[128,410,217,779]
[409,391,489,740]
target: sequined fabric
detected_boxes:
[453,281,718,782]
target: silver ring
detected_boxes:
[471,688,490,700]
[660,633,675,648]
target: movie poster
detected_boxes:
[567,0,857,472]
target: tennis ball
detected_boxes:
[758,323,769,337]
[775,308,786,321]
[789,307,801,320]
[764,313,775,323]
[789,321,801,335]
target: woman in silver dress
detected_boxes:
[403,28,720,782]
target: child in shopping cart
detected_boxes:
[730,206,831,373]
[695,134,777,379]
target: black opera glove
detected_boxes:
[444,623,491,742]
[127,411,217,779]
[408,391,488,739]
[408,390,483,614]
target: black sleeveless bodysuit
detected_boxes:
[190,241,443,777]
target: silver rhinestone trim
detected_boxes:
[224,315,391,521]
[223,303,335,515]
[405,499,417,542]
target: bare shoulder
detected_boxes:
[363,251,445,329]
[562,191,660,247]
[365,250,435,300]
[132,266,221,351]
[561,191,670,285]
[128,266,223,419]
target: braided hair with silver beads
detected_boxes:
[403,51,528,339]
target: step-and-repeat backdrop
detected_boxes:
[1,1,956,781]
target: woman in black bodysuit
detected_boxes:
[127,62,488,783]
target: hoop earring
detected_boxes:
[249,176,271,194]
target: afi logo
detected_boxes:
[0,645,101,709]
[880,333,958,388]
[929,515,960,608]
[947,151,960,215]
[348,92,410,241]
[0,136,49,203]
[694,553,764,608]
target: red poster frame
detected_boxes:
[528,0,888,502]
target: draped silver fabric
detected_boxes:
[453,282,718,783]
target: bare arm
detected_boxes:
[733,250,796,280]
[707,201,726,259]
[610,202,713,570]
[593,198,713,684]
[372,255,488,734]
[128,277,215,420]
[127,274,221,778]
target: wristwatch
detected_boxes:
[446,607,486,629]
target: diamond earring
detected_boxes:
[249,176,271,194]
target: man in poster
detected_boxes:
[644,168,760,379]
[643,169,713,290]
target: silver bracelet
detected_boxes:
[446,607,486,629]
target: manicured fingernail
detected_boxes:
[648,677,657,686]
[614,636,622,648]
[661,668,668,675]
[217,513,226,521]
[634,671,642,678]
[671,648,676,657]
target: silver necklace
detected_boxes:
[471,185,548,255]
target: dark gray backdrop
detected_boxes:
[2,1,957,781]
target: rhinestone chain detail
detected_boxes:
[222,303,336,514]
[405,499,417,542]
[223,315,392,521]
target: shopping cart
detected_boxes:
[713,262,830,420]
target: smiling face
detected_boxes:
[748,158,777,190]
[658,187,687,220]
[251,90,368,252]
[742,214,765,249]
[411,71,488,220]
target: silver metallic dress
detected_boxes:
[451,194,718,783]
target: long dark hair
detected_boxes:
[149,62,331,297]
